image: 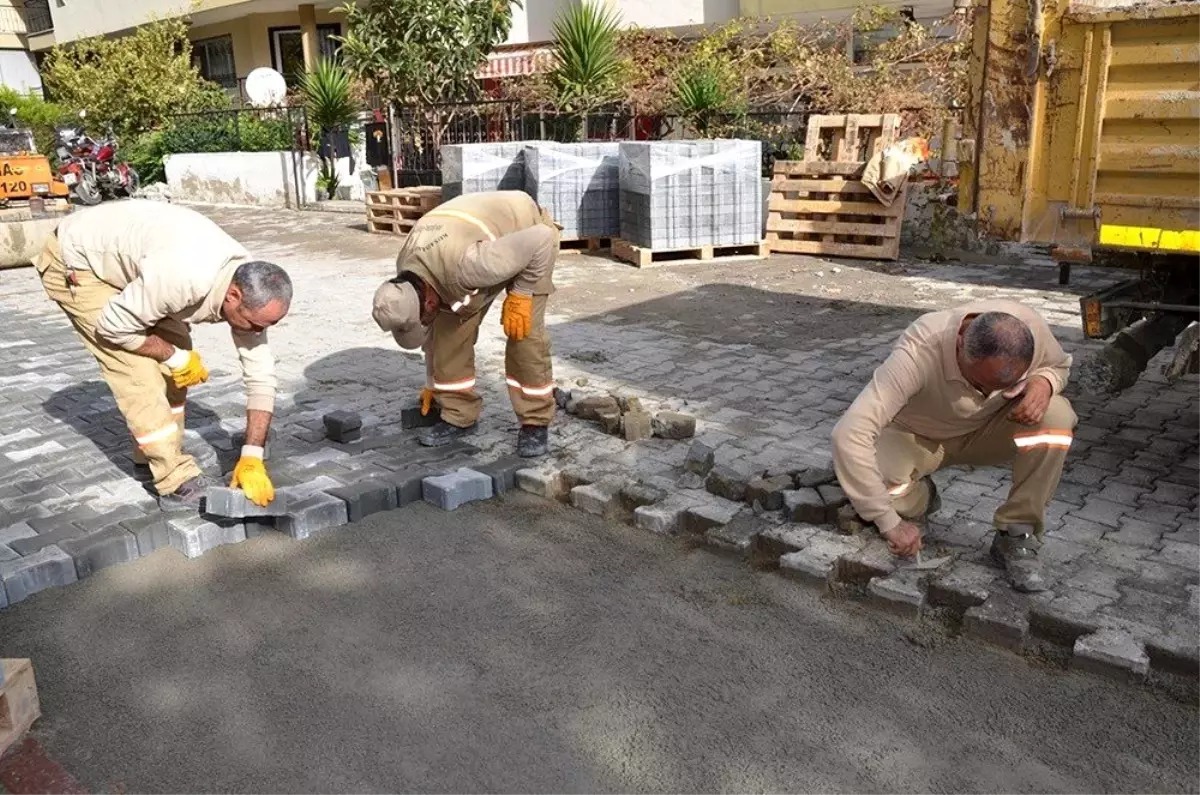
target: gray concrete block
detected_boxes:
[0,521,36,546]
[473,456,525,495]
[867,571,925,616]
[926,561,996,611]
[571,482,621,519]
[516,468,566,500]
[167,515,247,559]
[59,527,140,579]
[120,514,170,556]
[745,474,793,512]
[1072,629,1150,681]
[784,488,826,524]
[705,512,761,557]
[323,410,363,442]
[379,468,433,507]
[684,441,715,476]
[652,411,696,440]
[633,498,690,536]
[752,524,821,565]
[780,535,858,587]
[818,484,850,521]
[205,486,290,519]
[326,479,399,523]
[706,466,749,502]
[964,595,1031,653]
[683,502,741,535]
[9,522,88,557]
[0,544,17,563]
[276,493,349,540]
[423,468,494,511]
[794,465,836,488]
[596,409,622,435]
[618,482,668,513]
[622,411,653,442]
[0,544,78,605]
[568,395,620,421]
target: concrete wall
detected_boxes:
[164,150,364,208]
[50,0,251,44]
[504,0,739,45]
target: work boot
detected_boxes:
[517,425,549,458]
[418,420,477,448]
[157,474,213,513]
[990,528,1050,593]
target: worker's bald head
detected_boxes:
[957,312,1034,393]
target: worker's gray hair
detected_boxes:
[233,260,293,310]
[963,312,1035,366]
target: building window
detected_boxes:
[270,24,340,84]
[193,35,237,88]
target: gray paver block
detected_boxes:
[423,468,494,511]
[120,514,170,556]
[167,515,247,559]
[622,411,653,442]
[323,410,363,440]
[619,482,668,513]
[0,544,78,606]
[652,411,696,440]
[276,492,349,540]
[9,522,89,557]
[683,501,740,535]
[634,497,692,536]
[705,512,761,557]
[569,395,620,421]
[817,484,849,521]
[1072,629,1150,681]
[59,527,140,579]
[794,465,836,489]
[745,474,793,512]
[0,545,16,563]
[684,441,716,476]
[926,561,995,610]
[0,521,36,546]
[780,535,858,587]
[205,487,290,519]
[516,468,566,500]
[784,488,826,524]
[326,479,399,523]
[963,594,1031,652]
[473,456,525,495]
[244,518,277,538]
[753,524,821,564]
[571,482,621,519]
[706,466,749,502]
[867,570,925,616]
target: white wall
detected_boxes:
[503,0,739,45]
[164,150,364,208]
[0,49,41,94]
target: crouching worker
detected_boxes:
[831,302,1076,592]
[372,191,558,458]
[37,200,291,510]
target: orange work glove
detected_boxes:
[501,292,533,342]
[230,452,275,507]
[420,387,434,416]
[169,350,209,389]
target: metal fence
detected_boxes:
[389,101,811,187]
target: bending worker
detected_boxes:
[832,301,1075,593]
[37,200,292,510]
[372,190,558,458]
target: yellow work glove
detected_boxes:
[230,453,275,507]
[420,387,435,416]
[501,292,533,342]
[169,350,209,389]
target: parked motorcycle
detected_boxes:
[54,111,139,205]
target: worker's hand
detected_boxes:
[230,453,275,507]
[1008,375,1053,426]
[419,387,434,416]
[882,520,924,558]
[170,350,209,389]
[501,292,533,341]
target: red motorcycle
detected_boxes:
[55,111,139,205]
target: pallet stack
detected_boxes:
[0,659,41,758]
[441,141,535,200]
[766,114,907,261]
[366,187,443,236]
[525,142,620,248]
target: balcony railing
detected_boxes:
[23,0,52,34]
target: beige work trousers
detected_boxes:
[425,294,555,428]
[36,235,201,495]
[878,395,1077,535]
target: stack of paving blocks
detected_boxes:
[618,139,763,249]
[441,141,535,200]
[524,142,620,240]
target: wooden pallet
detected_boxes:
[558,236,612,255]
[804,113,901,164]
[366,187,442,236]
[766,162,905,261]
[0,659,41,758]
[611,238,769,268]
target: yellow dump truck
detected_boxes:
[0,127,71,269]
[958,0,1199,390]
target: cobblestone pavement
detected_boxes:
[0,205,1195,690]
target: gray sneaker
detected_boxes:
[990,530,1050,593]
[157,474,212,513]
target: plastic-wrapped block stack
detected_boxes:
[618,139,763,249]
[524,142,621,240]
[441,141,535,200]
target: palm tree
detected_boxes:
[300,58,359,199]
[549,1,624,140]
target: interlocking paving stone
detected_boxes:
[59,527,140,579]
[0,545,77,606]
[276,493,348,540]
[166,515,247,559]
[326,479,399,523]
[422,469,494,511]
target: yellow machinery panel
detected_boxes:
[0,153,66,202]
[961,0,1200,259]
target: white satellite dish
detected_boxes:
[245,67,288,107]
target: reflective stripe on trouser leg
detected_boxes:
[37,257,201,495]
[427,306,488,428]
[505,294,554,426]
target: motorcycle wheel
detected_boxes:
[121,167,141,197]
[74,173,103,206]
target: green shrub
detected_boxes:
[124,130,167,184]
[0,87,70,157]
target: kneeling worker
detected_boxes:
[832,301,1075,592]
[372,190,558,458]
[38,200,291,510]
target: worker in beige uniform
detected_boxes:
[372,191,558,458]
[37,200,292,510]
[832,301,1075,592]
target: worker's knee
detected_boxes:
[1040,395,1077,430]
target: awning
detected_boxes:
[476,47,555,79]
